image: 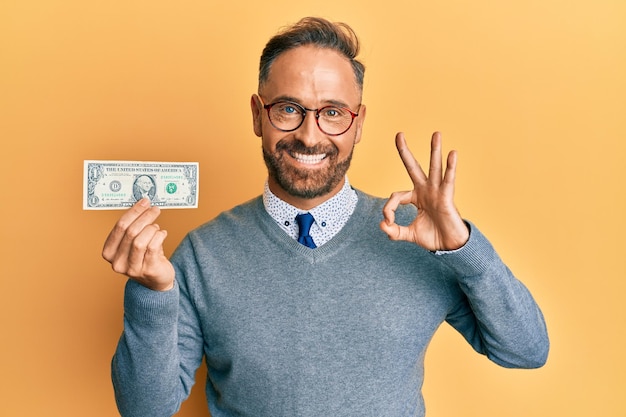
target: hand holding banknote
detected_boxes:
[102,198,175,291]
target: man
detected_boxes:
[103,17,549,417]
[132,175,156,202]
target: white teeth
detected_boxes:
[293,152,326,164]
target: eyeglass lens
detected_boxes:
[268,101,356,135]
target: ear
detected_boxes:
[353,104,366,144]
[250,94,263,137]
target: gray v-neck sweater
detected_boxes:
[112,190,549,417]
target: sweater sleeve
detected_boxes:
[436,222,550,369]
[111,237,205,417]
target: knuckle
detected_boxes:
[112,218,132,236]
[110,259,127,274]
[390,190,404,197]
[130,238,148,252]
[124,225,141,241]
[126,266,142,279]
[102,248,112,262]
[126,221,158,243]
[145,242,161,255]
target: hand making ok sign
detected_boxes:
[380,131,470,251]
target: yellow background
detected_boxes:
[1,0,624,416]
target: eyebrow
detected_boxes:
[269,95,356,110]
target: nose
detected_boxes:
[294,110,324,147]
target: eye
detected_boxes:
[274,102,302,115]
[322,107,344,118]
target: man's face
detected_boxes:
[137,176,153,192]
[251,45,366,208]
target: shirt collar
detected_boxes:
[262,176,357,240]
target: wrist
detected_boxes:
[146,279,175,292]
[440,219,470,251]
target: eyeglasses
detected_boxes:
[261,98,360,136]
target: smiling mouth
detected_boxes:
[291,152,327,165]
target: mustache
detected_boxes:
[275,139,338,156]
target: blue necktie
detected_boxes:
[296,213,317,249]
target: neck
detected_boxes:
[268,177,345,210]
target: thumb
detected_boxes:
[380,219,409,241]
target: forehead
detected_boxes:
[262,45,360,104]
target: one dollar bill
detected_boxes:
[83,160,199,210]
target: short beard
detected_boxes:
[263,139,354,200]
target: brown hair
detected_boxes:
[258,17,365,92]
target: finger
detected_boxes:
[138,229,175,292]
[105,207,162,279]
[442,150,458,190]
[143,229,169,276]
[379,218,401,240]
[380,191,413,240]
[380,218,412,241]
[381,190,412,225]
[429,132,443,184]
[395,132,426,186]
[124,224,162,277]
[102,198,152,262]
[111,205,162,268]
[109,222,159,275]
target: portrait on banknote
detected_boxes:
[133,175,157,201]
